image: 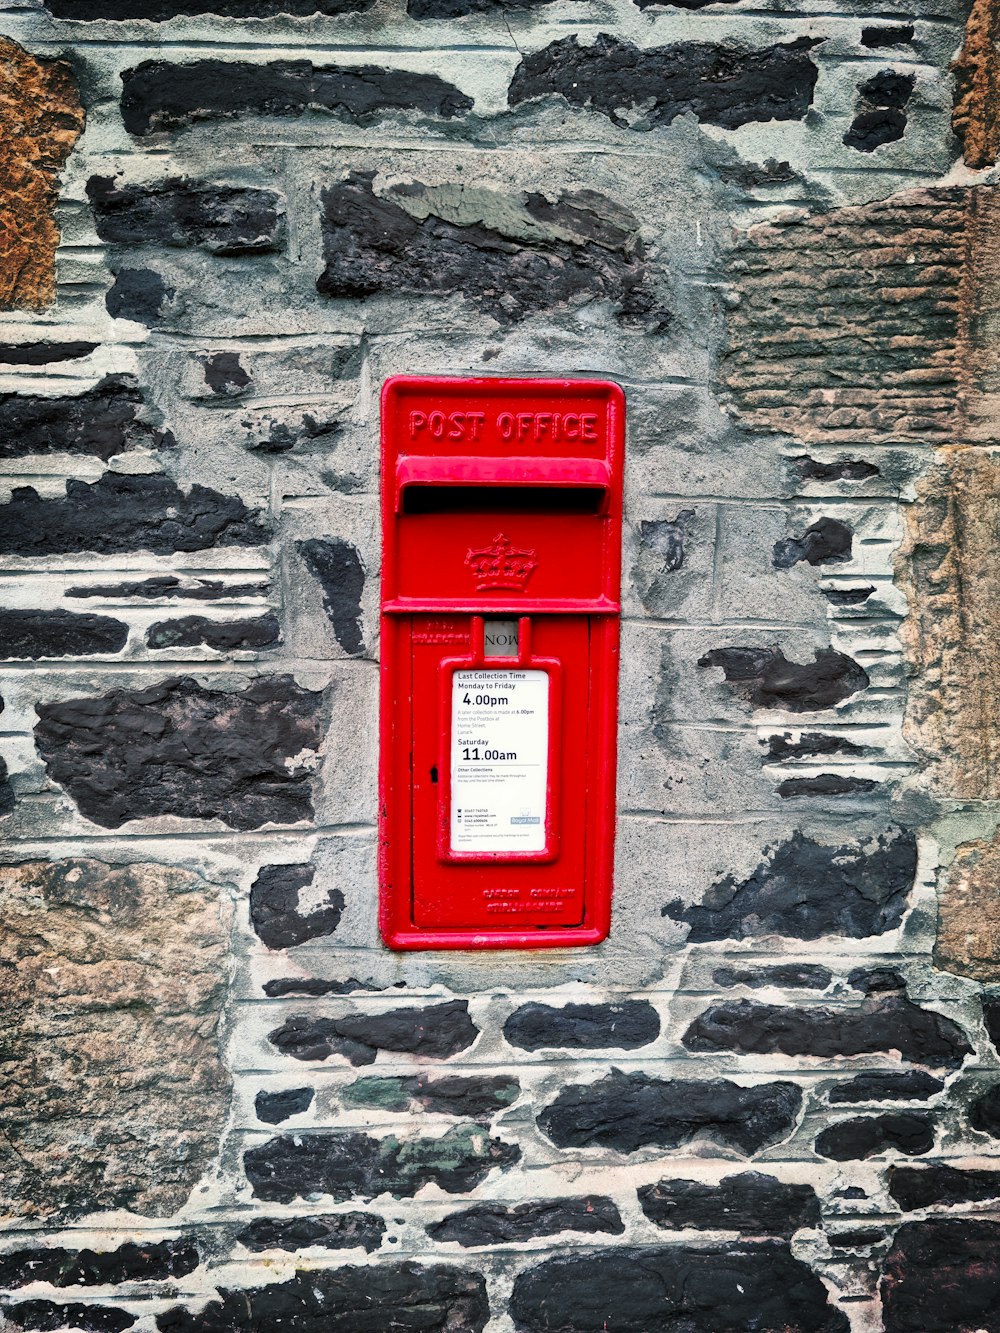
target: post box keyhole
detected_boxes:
[430,766,438,784]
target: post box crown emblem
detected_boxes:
[465,532,538,591]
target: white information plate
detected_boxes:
[450,669,549,853]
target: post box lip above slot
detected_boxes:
[395,456,613,511]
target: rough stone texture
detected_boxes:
[235,1214,385,1253]
[880,1219,1000,1331]
[698,647,870,712]
[342,1073,519,1117]
[0,610,128,659]
[953,0,1000,168]
[3,1302,136,1331]
[67,576,269,601]
[0,341,97,365]
[0,38,84,310]
[0,860,229,1218]
[509,1243,849,1332]
[156,1265,489,1333]
[249,863,342,949]
[427,1197,624,1246]
[105,269,174,325]
[637,1172,820,1236]
[664,828,917,941]
[121,60,472,136]
[538,1072,802,1154]
[254,1086,313,1123]
[297,538,366,656]
[814,1113,935,1160]
[713,963,833,989]
[34,676,323,830]
[969,1083,1000,1136]
[508,35,820,131]
[503,1000,659,1051]
[50,0,370,14]
[244,1126,520,1201]
[829,1071,945,1103]
[935,831,1000,980]
[87,177,285,256]
[0,377,173,461]
[267,1000,479,1065]
[889,1164,1000,1211]
[772,518,852,569]
[0,1241,199,1289]
[146,614,280,650]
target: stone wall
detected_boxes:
[0,0,999,1327]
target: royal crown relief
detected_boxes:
[465,534,539,592]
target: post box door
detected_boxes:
[409,614,591,930]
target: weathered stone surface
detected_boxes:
[503,1000,659,1051]
[34,676,322,830]
[244,1125,519,1201]
[773,518,852,569]
[121,60,471,137]
[342,1073,519,1117]
[697,646,869,712]
[250,864,342,950]
[235,1214,385,1254]
[713,963,833,989]
[0,341,97,364]
[410,0,553,16]
[971,1084,1000,1136]
[664,828,917,941]
[297,539,365,656]
[0,38,84,310]
[157,1265,488,1333]
[508,35,819,130]
[764,733,865,762]
[824,586,875,605]
[263,977,396,997]
[889,1164,1000,1211]
[268,1000,478,1066]
[683,995,971,1069]
[0,860,229,1219]
[0,610,128,659]
[51,0,369,15]
[254,1086,313,1124]
[815,1113,934,1160]
[776,774,878,798]
[881,1219,1000,1331]
[637,1171,820,1236]
[87,177,285,256]
[0,758,14,816]
[105,269,174,325]
[984,996,1000,1051]
[0,474,268,557]
[202,352,250,397]
[510,1242,849,1332]
[317,174,663,327]
[953,0,1000,167]
[538,1072,802,1154]
[0,1240,199,1289]
[68,576,269,601]
[146,614,280,651]
[844,71,914,153]
[829,1071,944,1103]
[792,456,880,481]
[935,831,1000,980]
[862,24,914,46]
[3,1302,136,1331]
[0,376,172,462]
[428,1197,623,1247]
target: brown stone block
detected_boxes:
[953,0,1000,169]
[937,832,1000,980]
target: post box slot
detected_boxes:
[400,484,606,515]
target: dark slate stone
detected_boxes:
[633,0,740,8]
[0,342,97,365]
[823,586,875,605]
[859,70,916,108]
[120,59,471,136]
[829,1071,944,1103]
[844,107,907,152]
[249,864,343,950]
[538,1071,802,1155]
[815,1113,934,1160]
[235,1214,385,1254]
[509,1242,849,1333]
[889,1164,1000,1212]
[317,173,664,327]
[983,997,1000,1052]
[682,995,971,1069]
[714,157,799,189]
[2,1305,136,1332]
[0,1241,199,1290]
[50,0,372,14]
[861,25,914,46]
[146,614,280,651]
[156,1265,488,1333]
[297,538,365,656]
[764,732,866,762]
[0,759,13,817]
[773,518,853,569]
[343,1073,520,1117]
[0,375,172,461]
[503,1001,659,1052]
[637,1171,820,1237]
[697,645,869,711]
[713,964,833,990]
[0,611,128,659]
[409,0,554,15]
[268,1000,478,1066]
[202,352,250,396]
[244,1126,520,1202]
[828,1229,885,1248]
[663,827,916,941]
[87,177,284,256]
[848,966,907,994]
[254,1087,314,1125]
[105,269,174,325]
[881,1218,1000,1331]
[34,675,322,831]
[0,474,268,558]
[427,1197,624,1247]
[638,512,693,574]
[68,575,268,601]
[508,34,820,130]
[263,977,402,997]
[777,774,878,798]
[792,456,880,481]
[971,1084,1000,1137]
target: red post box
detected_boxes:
[378,376,624,950]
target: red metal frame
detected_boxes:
[378,375,624,951]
